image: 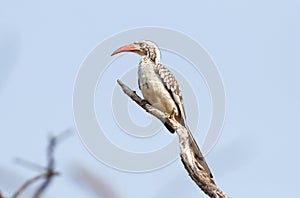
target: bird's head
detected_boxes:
[111,40,161,64]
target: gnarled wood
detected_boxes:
[117,80,228,198]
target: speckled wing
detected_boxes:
[154,63,187,127]
[155,63,213,178]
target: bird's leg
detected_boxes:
[141,99,150,109]
[169,107,176,120]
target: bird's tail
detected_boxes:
[164,120,213,178]
[186,127,214,178]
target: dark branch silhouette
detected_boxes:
[11,171,59,198]
[1,129,73,198]
[117,79,228,198]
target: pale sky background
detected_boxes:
[1,0,300,197]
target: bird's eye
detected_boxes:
[140,43,145,48]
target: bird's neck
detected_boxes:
[140,56,153,67]
[140,55,159,65]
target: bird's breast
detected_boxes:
[138,65,178,116]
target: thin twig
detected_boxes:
[11,172,59,198]
[117,80,228,198]
[33,129,73,198]
[32,136,56,198]
[6,129,73,198]
[14,158,47,172]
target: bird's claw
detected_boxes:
[141,99,149,107]
[169,108,176,119]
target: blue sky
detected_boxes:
[1,0,300,197]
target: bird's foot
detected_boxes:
[169,108,176,120]
[141,99,149,107]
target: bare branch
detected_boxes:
[32,135,57,198]
[2,129,74,198]
[11,172,59,198]
[14,158,47,172]
[117,80,228,198]
[33,129,73,198]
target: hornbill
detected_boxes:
[112,40,213,178]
